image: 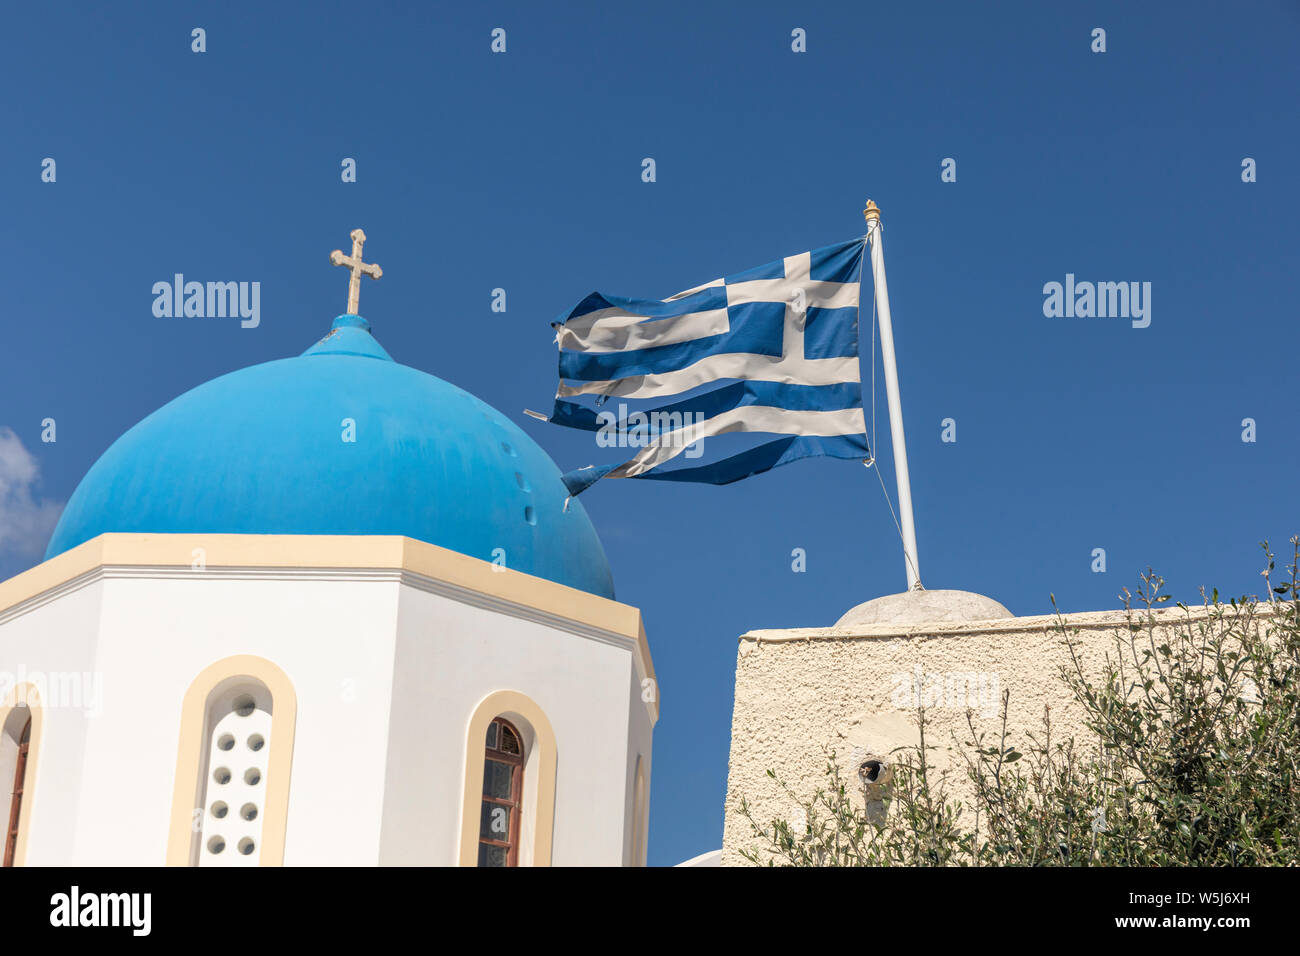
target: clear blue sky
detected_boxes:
[1,1,1296,865]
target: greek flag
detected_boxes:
[543,237,870,497]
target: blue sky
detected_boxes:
[1,1,1297,865]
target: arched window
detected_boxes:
[478,717,525,866]
[167,656,297,867]
[0,685,40,868]
[631,754,647,866]
[194,681,274,867]
[3,716,32,868]
[459,690,556,867]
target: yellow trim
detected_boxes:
[0,534,656,724]
[0,683,42,866]
[459,690,557,867]
[166,655,298,867]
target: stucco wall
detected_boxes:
[721,603,1282,866]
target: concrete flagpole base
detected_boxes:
[835,589,1013,627]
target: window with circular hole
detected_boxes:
[196,682,272,867]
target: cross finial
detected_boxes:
[329,228,383,316]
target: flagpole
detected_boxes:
[864,200,923,591]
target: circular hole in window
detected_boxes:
[244,768,262,786]
[207,836,226,855]
[240,803,259,822]
[247,734,265,752]
[524,506,537,526]
[217,734,235,751]
[237,837,256,856]
[213,767,232,785]
[232,695,256,717]
[210,801,229,819]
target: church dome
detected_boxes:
[44,314,615,598]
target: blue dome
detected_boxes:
[45,315,615,599]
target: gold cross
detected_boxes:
[329,228,383,315]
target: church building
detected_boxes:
[0,230,656,867]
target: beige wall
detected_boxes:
[721,603,1283,866]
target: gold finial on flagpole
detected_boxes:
[863,199,881,222]
[329,228,383,316]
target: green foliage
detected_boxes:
[738,539,1300,866]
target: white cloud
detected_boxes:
[0,427,64,569]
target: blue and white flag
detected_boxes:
[543,237,870,497]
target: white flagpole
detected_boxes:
[863,200,923,591]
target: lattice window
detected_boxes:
[478,718,524,866]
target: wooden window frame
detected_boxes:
[3,718,31,868]
[479,717,524,867]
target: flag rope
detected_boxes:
[870,448,921,587]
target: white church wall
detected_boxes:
[0,534,657,867]
[71,571,400,866]
[378,580,641,866]
[0,579,104,865]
